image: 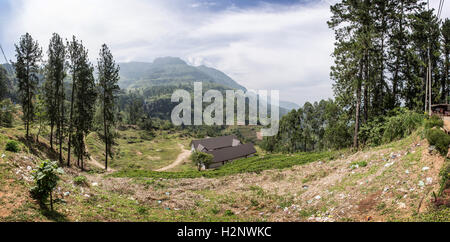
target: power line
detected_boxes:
[0,43,13,74]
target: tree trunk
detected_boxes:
[50,121,54,149]
[354,62,363,150]
[50,192,53,211]
[67,75,76,167]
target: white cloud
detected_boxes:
[1,0,335,106]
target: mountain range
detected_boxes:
[117,57,299,111]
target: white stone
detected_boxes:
[422,167,430,171]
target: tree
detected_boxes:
[97,44,120,170]
[66,36,88,167]
[0,66,8,100]
[441,19,450,103]
[44,33,66,151]
[30,160,64,211]
[72,54,97,170]
[190,151,213,171]
[13,33,42,139]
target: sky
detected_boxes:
[0,0,449,106]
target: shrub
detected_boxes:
[190,151,214,170]
[5,140,20,152]
[426,129,450,156]
[30,160,64,211]
[0,99,14,127]
[382,109,424,143]
[425,115,444,129]
[73,175,88,186]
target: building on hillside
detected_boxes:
[431,104,450,117]
[190,135,256,169]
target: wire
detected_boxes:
[0,43,13,73]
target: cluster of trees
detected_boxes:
[11,33,120,170]
[261,99,352,152]
[329,1,449,149]
[262,1,449,153]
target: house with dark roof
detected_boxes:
[190,135,256,169]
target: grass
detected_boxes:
[110,151,336,179]
[86,129,190,171]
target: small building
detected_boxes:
[431,104,450,117]
[190,135,256,169]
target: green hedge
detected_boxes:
[426,129,450,156]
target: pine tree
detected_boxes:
[72,54,96,170]
[97,44,120,171]
[44,33,66,151]
[440,19,450,103]
[13,33,42,139]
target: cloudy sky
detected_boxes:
[0,0,448,106]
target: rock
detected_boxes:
[283,207,289,212]
[26,166,32,170]
[422,167,430,171]
[1,154,5,158]
[383,187,389,192]
[428,146,435,152]
[302,185,309,189]
[157,200,162,204]
[92,182,98,186]
[426,177,432,185]
[63,192,70,196]
[385,161,395,167]
[315,195,321,200]
[307,199,313,204]
[84,194,90,198]
[398,202,406,209]
[165,192,170,196]
[405,170,410,174]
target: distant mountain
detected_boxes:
[279,100,300,111]
[118,57,246,91]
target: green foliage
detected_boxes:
[73,175,88,186]
[438,159,450,196]
[30,160,64,210]
[13,33,43,138]
[426,129,450,156]
[382,109,424,143]
[190,151,214,169]
[5,140,20,152]
[424,115,444,129]
[360,109,424,147]
[112,151,334,179]
[0,99,15,127]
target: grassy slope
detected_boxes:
[86,129,190,171]
[0,119,449,221]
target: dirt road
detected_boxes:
[154,144,191,172]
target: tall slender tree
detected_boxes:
[440,19,450,103]
[72,53,96,170]
[97,44,120,170]
[66,36,86,166]
[44,33,66,151]
[13,33,42,139]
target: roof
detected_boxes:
[191,135,239,151]
[206,143,256,163]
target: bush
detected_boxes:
[5,140,20,152]
[190,151,214,170]
[30,160,64,210]
[0,99,14,127]
[426,129,450,156]
[73,175,88,186]
[382,109,424,143]
[425,115,444,129]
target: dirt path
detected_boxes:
[155,144,191,172]
[85,143,115,172]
